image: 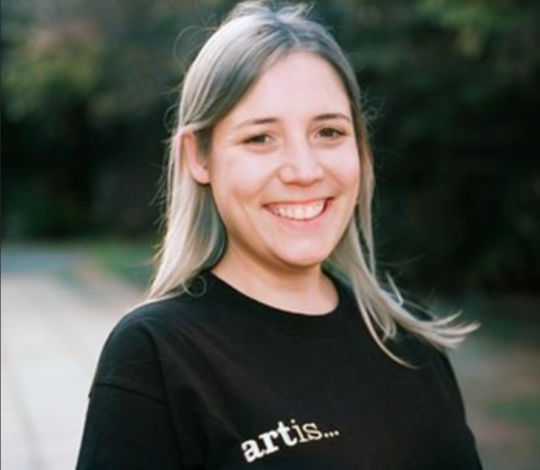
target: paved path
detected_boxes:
[1,246,143,470]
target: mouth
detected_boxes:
[264,198,333,222]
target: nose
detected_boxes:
[278,138,324,185]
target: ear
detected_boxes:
[182,129,211,184]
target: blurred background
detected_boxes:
[2,0,539,469]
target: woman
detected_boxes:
[76,1,483,469]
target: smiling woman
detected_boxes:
[183,52,360,304]
[76,1,484,469]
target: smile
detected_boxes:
[265,199,330,221]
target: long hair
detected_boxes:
[144,0,478,366]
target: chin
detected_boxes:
[278,249,332,270]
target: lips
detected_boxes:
[264,198,331,221]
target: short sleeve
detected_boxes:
[432,349,468,417]
[76,310,185,469]
[90,311,167,399]
[76,386,184,469]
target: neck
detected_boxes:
[211,250,338,315]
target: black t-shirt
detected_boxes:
[76,270,483,469]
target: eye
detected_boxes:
[244,134,272,145]
[318,127,346,139]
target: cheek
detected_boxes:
[331,150,361,194]
[211,159,269,214]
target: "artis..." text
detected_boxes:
[240,418,341,463]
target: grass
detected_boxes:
[488,396,540,428]
[60,236,156,289]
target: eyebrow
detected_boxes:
[233,112,351,130]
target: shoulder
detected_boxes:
[91,292,213,399]
[98,297,186,363]
[405,337,468,415]
[111,282,223,338]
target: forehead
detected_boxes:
[223,52,351,126]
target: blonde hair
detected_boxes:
[144,0,478,366]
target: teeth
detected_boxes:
[268,200,326,221]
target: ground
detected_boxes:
[1,244,142,470]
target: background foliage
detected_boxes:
[2,0,539,294]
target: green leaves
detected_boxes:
[2,0,538,291]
